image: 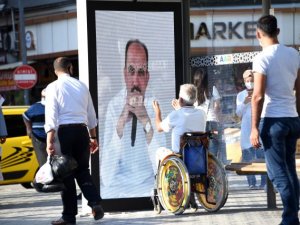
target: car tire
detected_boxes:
[21,182,34,189]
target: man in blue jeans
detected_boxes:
[250,15,300,225]
[236,70,266,190]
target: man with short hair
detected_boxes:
[236,70,266,190]
[101,39,166,198]
[250,15,300,225]
[152,83,206,164]
[23,89,47,166]
[45,57,104,225]
[152,83,206,210]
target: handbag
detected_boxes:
[33,179,65,193]
[51,155,78,180]
[183,139,207,175]
[35,156,54,184]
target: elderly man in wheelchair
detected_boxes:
[152,84,228,215]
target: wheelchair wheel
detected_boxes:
[195,153,228,212]
[157,156,190,215]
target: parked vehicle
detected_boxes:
[0,106,39,188]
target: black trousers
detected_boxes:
[57,125,101,222]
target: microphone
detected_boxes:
[131,114,137,147]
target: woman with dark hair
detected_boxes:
[193,68,209,106]
[192,68,226,164]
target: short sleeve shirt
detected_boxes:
[161,107,207,153]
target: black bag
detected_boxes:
[50,155,78,180]
[33,178,66,193]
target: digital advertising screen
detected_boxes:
[86,1,184,203]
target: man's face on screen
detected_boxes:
[124,43,149,97]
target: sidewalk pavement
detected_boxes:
[0,172,286,225]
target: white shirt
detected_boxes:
[160,106,207,153]
[100,88,166,198]
[253,44,300,118]
[195,86,221,122]
[44,74,97,132]
[236,89,252,149]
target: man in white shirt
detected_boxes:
[100,39,166,198]
[45,57,104,225]
[236,70,266,190]
[250,15,300,225]
[152,84,206,210]
[152,83,206,166]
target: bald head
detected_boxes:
[53,57,73,75]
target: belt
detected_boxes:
[59,123,86,128]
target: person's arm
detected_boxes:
[44,85,58,155]
[89,127,99,154]
[250,72,266,148]
[172,99,181,110]
[152,100,164,132]
[22,116,32,138]
[236,92,246,117]
[46,129,55,155]
[235,92,251,118]
[212,86,221,112]
[86,90,99,154]
[295,69,300,116]
[0,107,7,144]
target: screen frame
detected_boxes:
[86,0,186,211]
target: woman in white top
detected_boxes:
[193,68,226,164]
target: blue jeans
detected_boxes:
[260,117,300,225]
[242,147,267,187]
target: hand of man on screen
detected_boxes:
[116,92,153,143]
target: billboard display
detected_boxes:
[96,10,175,199]
[85,1,185,204]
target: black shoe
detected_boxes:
[92,204,104,220]
[190,202,198,212]
[51,218,76,225]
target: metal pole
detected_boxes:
[18,0,30,105]
[262,0,271,16]
[182,0,190,83]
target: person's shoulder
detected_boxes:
[46,79,59,90]
[195,107,206,115]
[284,45,298,54]
[253,50,264,61]
[237,89,246,96]
[167,109,180,118]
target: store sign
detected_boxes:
[13,65,37,89]
[215,54,233,65]
[190,11,300,48]
[191,21,257,40]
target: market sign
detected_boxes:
[13,64,37,89]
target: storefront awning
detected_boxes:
[0,61,35,71]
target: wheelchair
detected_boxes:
[151,132,228,215]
